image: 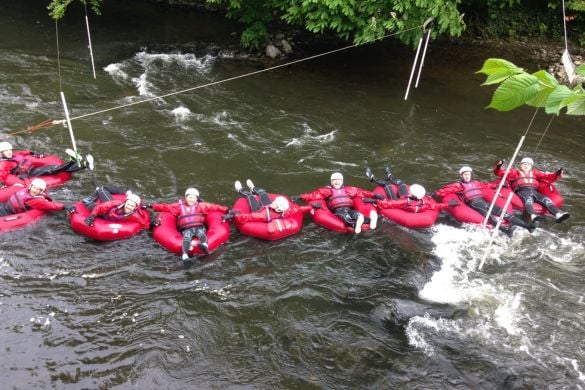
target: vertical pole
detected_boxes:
[85,15,97,79]
[404,37,423,100]
[60,92,80,163]
[414,29,431,88]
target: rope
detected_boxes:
[532,115,555,154]
[7,119,57,136]
[49,26,423,124]
[55,19,63,91]
[562,0,569,51]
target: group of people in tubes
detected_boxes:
[0,140,570,263]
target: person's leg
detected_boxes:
[194,226,209,254]
[0,203,11,216]
[382,184,398,200]
[181,228,196,260]
[516,189,536,216]
[244,192,262,212]
[532,191,569,223]
[28,161,77,177]
[256,189,272,207]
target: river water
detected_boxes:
[1,1,584,388]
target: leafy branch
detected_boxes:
[477,58,585,115]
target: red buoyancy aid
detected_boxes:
[511,170,538,190]
[326,187,352,210]
[176,200,206,230]
[104,204,136,221]
[4,155,34,176]
[460,180,484,202]
[6,188,41,213]
[405,197,426,213]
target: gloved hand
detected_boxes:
[290,195,302,202]
[555,168,564,176]
[141,202,152,209]
[84,215,95,226]
[448,199,459,207]
[150,219,161,228]
[428,191,437,198]
[222,210,240,221]
[365,167,374,181]
[363,198,378,204]
[495,160,504,169]
[63,205,76,213]
[374,193,385,200]
[311,202,322,209]
[30,151,45,158]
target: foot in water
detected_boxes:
[385,166,394,181]
[354,214,365,234]
[85,154,94,171]
[246,179,256,193]
[369,210,378,229]
[555,211,570,223]
[198,242,209,255]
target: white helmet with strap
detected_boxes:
[0,141,13,152]
[520,157,534,166]
[30,178,47,191]
[459,166,473,175]
[272,196,289,212]
[409,184,426,200]
[126,193,141,206]
[185,187,199,198]
[330,172,343,182]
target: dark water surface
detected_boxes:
[1,1,584,388]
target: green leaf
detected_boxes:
[565,94,585,115]
[577,63,585,77]
[544,85,573,114]
[476,58,524,76]
[526,70,558,107]
[488,74,541,111]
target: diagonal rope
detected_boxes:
[55,19,63,91]
[51,26,423,124]
[532,115,555,155]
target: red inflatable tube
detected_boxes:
[0,209,47,234]
[489,180,563,215]
[372,185,440,229]
[152,211,230,256]
[70,194,150,241]
[232,194,304,240]
[441,191,512,226]
[308,197,373,234]
[1,154,73,202]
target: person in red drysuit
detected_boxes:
[493,157,569,223]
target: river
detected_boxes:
[1,0,584,388]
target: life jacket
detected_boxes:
[4,155,34,176]
[327,187,352,210]
[511,170,538,190]
[266,217,293,234]
[6,188,42,214]
[176,200,205,230]
[260,205,284,222]
[460,180,484,202]
[104,203,136,221]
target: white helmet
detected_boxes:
[30,178,47,191]
[409,184,426,200]
[185,187,199,198]
[330,172,343,182]
[125,193,141,206]
[459,166,473,175]
[520,157,534,166]
[0,141,13,152]
[272,196,290,212]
